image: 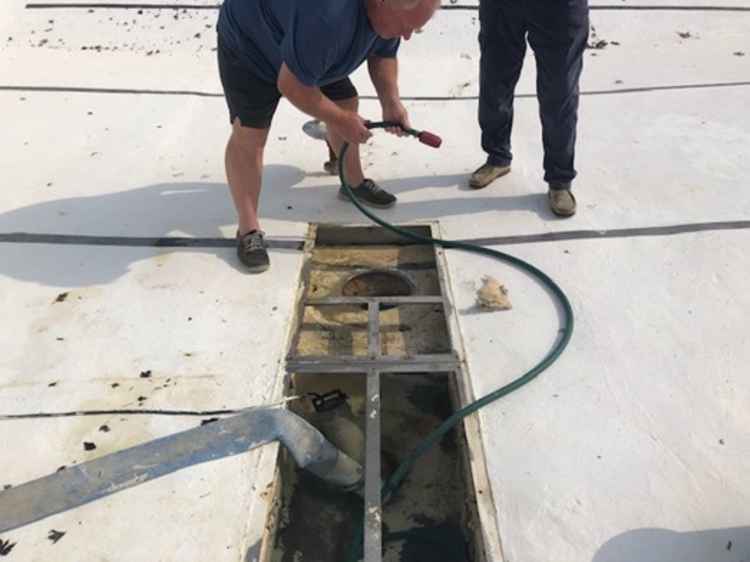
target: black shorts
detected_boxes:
[217,38,359,129]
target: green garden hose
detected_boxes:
[339,121,575,560]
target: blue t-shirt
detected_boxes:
[218,0,400,87]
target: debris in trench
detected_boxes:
[54,292,69,303]
[201,418,219,426]
[139,370,152,379]
[137,396,148,403]
[99,425,110,433]
[734,51,746,57]
[111,383,120,388]
[476,276,512,310]
[677,31,694,39]
[47,530,66,544]
[83,442,96,451]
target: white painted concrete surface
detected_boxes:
[1,1,749,561]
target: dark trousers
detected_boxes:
[478,0,589,187]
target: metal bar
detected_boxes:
[368,303,381,358]
[315,224,432,246]
[364,369,382,562]
[430,228,458,342]
[287,228,317,359]
[287,363,455,374]
[286,354,459,374]
[305,296,444,306]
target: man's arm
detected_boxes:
[277,63,371,145]
[368,55,410,136]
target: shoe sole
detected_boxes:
[337,191,396,209]
[468,167,511,189]
[241,262,271,273]
[550,207,576,218]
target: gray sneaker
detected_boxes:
[469,162,512,189]
[338,179,397,209]
[236,230,270,272]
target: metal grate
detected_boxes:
[286,292,459,562]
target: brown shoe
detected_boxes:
[469,163,511,189]
[548,189,577,217]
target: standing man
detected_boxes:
[217,0,440,272]
[469,0,589,217]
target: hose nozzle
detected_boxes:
[367,121,442,149]
[417,130,442,148]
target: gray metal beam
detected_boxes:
[368,303,381,358]
[305,296,444,306]
[286,354,459,374]
[364,369,382,562]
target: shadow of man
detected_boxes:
[593,526,750,562]
[0,163,551,287]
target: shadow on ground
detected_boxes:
[593,526,750,562]
[0,164,551,287]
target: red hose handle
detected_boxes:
[418,130,442,148]
[367,121,442,149]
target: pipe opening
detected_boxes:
[341,270,416,311]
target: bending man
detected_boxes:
[217,0,440,272]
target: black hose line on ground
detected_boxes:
[339,121,575,561]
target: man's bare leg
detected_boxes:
[325,96,365,187]
[225,117,270,235]
[225,117,271,271]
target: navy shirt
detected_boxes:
[218,0,401,87]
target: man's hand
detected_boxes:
[381,99,411,137]
[330,111,373,146]
[278,63,371,145]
